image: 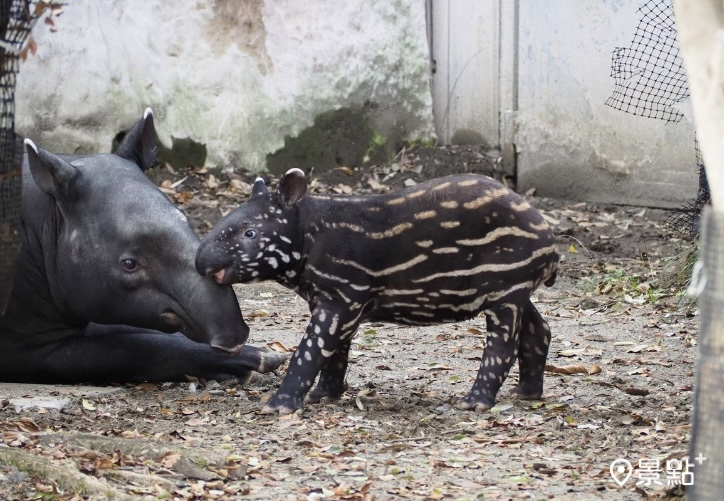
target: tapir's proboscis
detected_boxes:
[0,109,285,383]
[196,168,559,414]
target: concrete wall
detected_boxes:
[516,0,696,208]
[16,0,435,171]
[432,0,698,208]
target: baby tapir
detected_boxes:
[0,109,285,383]
[196,169,559,414]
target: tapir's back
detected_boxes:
[297,174,558,324]
[308,175,555,279]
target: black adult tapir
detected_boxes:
[196,168,559,414]
[0,109,284,383]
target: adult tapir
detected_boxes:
[0,109,284,383]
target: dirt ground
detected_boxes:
[0,146,700,500]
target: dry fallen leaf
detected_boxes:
[161,452,182,468]
[248,309,271,318]
[546,363,588,375]
[558,346,603,357]
[587,364,602,375]
[229,178,251,194]
[267,340,292,352]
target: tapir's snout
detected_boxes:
[200,295,250,352]
[170,256,250,352]
[195,239,236,285]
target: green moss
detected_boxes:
[265,103,408,176]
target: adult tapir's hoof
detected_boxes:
[258,350,290,374]
[456,394,495,413]
[260,392,304,415]
[230,350,288,385]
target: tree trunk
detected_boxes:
[673,1,724,498]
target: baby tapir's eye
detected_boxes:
[120,258,140,272]
[244,229,258,239]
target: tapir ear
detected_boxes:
[251,177,268,198]
[278,168,307,207]
[114,108,159,171]
[25,139,79,200]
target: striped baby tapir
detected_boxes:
[196,169,559,414]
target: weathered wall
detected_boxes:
[516,0,696,208]
[16,0,435,171]
[431,0,698,208]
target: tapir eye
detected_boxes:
[244,229,258,239]
[120,258,140,272]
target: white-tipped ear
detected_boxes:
[24,138,38,154]
[25,139,79,199]
[278,168,307,207]
[115,109,158,171]
[252,177,268,197]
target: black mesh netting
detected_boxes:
[605,0,710,239]
[605,0,689,123]
[0,1,40,314]
[664,137,710,239]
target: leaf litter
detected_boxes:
[0,145,697,499]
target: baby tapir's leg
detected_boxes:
[457,297,524,412]
[305,337,352,404]
[514,299,551,400]
[261,305,360,414]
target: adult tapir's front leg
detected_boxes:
[0,326,287,384]
[261,304,361,415]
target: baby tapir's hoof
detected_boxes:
[512,383,544,401]
[260,392,305,415]
[304,375,348,404]
[456,398,494,413]
[456,389,496,413]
